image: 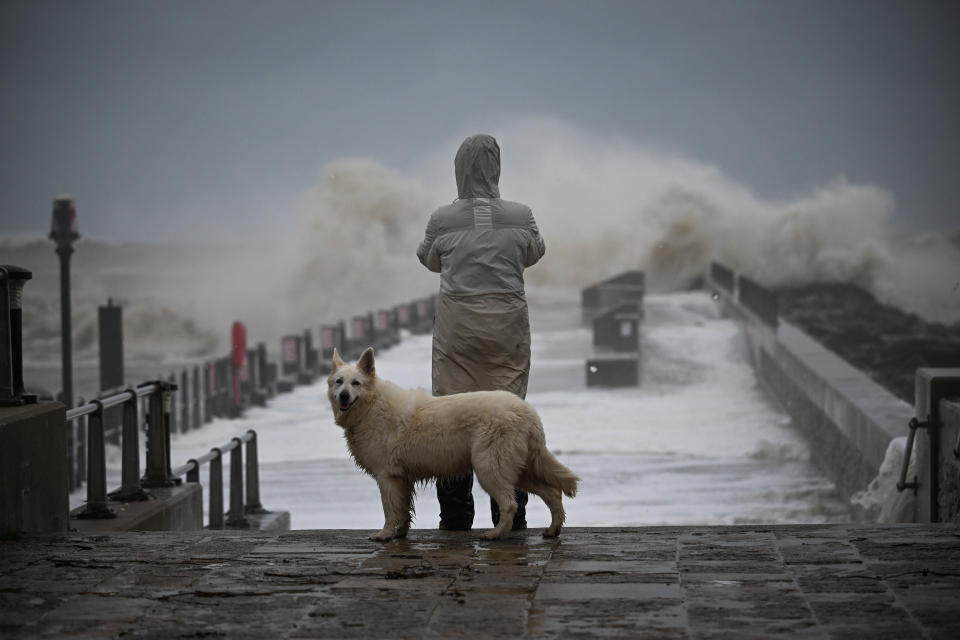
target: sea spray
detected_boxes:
[13,117,960,365]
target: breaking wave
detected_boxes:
[12,117,959,365]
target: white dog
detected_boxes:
[327,347,578,541]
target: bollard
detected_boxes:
[209,448,223,529]
[192,365,201,429]
[141,380,178,487]
[226,438,249,527]
[75,401,116,519]
[203,362,212,423]
[245,430,265,513]
[180,369,190,432]
[98,299,124,444]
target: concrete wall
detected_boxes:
[1,402,69,534]
[71,484,203,533]
[938,399,960,522]
[710,278,914,515]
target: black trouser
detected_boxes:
[437,473,528,530]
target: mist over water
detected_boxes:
[287,118,959,339]
[12,118,960,371]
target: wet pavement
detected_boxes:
[3,524,960,638]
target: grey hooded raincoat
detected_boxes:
[417,135,545,398]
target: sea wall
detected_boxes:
[938,398,960,522]
[708,269,915,519]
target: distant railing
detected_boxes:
[67,381,263,529]
[173,430,263,529]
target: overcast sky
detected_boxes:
[1,0,957,242]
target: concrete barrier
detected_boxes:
[708,268,914,516]
[1,402,69,534]
[939,398,960,522]
[70,484,203,533]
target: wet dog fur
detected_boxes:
[327,347,578,541]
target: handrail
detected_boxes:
[66,375,264,529]
[897,417,926,494]
[176,429,262,529]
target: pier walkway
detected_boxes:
[3,524,960,638]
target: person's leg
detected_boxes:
[490,489,528,530]
[437,473,474,530]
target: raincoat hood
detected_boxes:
[455,134,501,199]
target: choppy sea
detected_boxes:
[70,291,851,529]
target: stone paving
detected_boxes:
[2,524,960,638]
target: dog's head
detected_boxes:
[327,347,376,425]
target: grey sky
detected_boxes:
[1,0,957,242]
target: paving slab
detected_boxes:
[2,524,960,638]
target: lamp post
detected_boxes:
[49,196,79,411]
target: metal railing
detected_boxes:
[173,430,264,529]
[67,380,264,529]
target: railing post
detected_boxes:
[75,400,115,519]
[186,460,199,483]
[141,380,178,487]
[245,430,264,513]
[209,448,223,529]
[227,437,249,527]
[203,362,212,423]
[116,389,149,501]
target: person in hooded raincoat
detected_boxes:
[417,134,546,531]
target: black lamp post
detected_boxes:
[49,196,79,410]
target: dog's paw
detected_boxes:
[369,530,394,542]
[542,527,560,538]
[479,530,503,541]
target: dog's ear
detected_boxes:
[357,347,375,377]
[332,348,345,370]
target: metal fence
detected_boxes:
[66,381,262,529]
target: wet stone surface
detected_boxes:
[1,524,960,638]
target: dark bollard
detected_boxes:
[304,328,317,374]
[349,315,369,357]
[278,335,301,392]
[180,369,190,432]
[98,299,124,443]
[0,265,36,406]
[281,335,302,377]
[257,342,271,396]
[203,362,212,423]
[192,365,201,429]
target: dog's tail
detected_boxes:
[531,445,579,498]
